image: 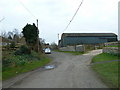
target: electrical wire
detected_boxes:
[18,0,36,19]
[61,0,84,33]
[0,17,5,22]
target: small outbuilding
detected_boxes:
[59,33,118,47]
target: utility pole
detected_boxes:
[58,33,59,41]
[37,19,39,52]
[58,33,59,44]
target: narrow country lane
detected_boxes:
[9,49,108,88]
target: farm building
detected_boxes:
[59,33,118,47]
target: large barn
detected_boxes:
[59,33,118,47]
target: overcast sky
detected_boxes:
[0,0,119,44]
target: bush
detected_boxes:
[14,50,22,55]
[2,59,12,67]
[15,45,31,55]
[15,60,26,66]
[20,45,31,54]
[31,51,41,60]
[10,42,15,48]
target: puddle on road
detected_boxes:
[44,65,56,70]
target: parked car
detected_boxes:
[44,48,51,54]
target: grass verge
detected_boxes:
[2,51,51,80]
[54,50,84,55]
[105,45,120,47]
[92,53,118,63]
[92,53,119,88]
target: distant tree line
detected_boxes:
[1,28,23,43]
[1,23,58,53]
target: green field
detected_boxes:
[105,45,120,47]
[54,50,84,55]
[92,53,119,88]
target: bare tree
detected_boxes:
[40,38,45,44]
[7,31,14,39]
[50,42,58,50]
[13,28,19,36]
[1,31,7,38]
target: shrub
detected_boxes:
[2,59,12,67]
[10,42,15,48]
[20,45,31,54]
[14,45,31,55]
[14,50,22,55]
[31,51,40,60]
[15,60,26,66]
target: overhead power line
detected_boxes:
[18,0,36,19]
[0,17,5,22]
[61,0,84,33]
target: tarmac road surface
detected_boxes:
[10,49,108,88]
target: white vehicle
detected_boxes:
[44,48,51,54]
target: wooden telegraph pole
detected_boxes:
[36,19,39,52]
[58,33,59,45]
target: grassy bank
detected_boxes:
[2,50,51,80]
[105,45,120,47]
[54,50,84,55]
[92,53,119,88]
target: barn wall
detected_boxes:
[60,36,117,47]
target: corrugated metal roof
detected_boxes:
[62,33,117,37]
